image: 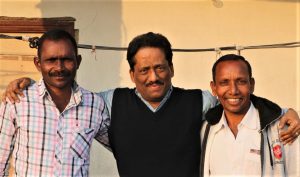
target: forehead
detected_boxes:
[134,47,167,65]
[40,39,75,57]
[215,60,249,78]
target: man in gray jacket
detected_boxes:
[200,54,300,177]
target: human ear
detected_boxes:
[76,55,82,69]
[210,81,217,96]
[170,65,174,77]
[129,69,135,83]
[250,77,255,93]
[33,56,41,72]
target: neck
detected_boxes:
[224,112,246,138]
[46,85,72,113]
[149,101,161,109]
[224,102,251,137]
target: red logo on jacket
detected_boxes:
[273,144,282,159]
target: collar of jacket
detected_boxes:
[205,94,282,131]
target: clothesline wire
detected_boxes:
[1,34,300,53]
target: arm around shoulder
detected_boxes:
[1,77,33,103]
[202,90,218,120]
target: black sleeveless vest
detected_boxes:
[109,87,203,177]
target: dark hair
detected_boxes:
[37,29,77,58]
[126,32,173,70]
[212,54,252,82]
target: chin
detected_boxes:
[230,108,248,115]
[53,82,71,89]
[147,95,163,103]
[225,106,242,113]
[152,93,165,99]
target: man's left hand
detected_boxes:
[279,108,300,145]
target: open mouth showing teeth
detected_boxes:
[227,98,241,104]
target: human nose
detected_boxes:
[229,82,239,95]
[55,59,65,70]
[148,69,159,81]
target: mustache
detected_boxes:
[146,80,164,87]
[49,70,71,77]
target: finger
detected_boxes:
[294,124,300,134]
[288,122,300,136]
[13,81,25,98]
[1,92,7,103]
[278,115,288,129]
[280,133,291,143]
[14,88,24,98]
[279,123,296,137]
[12,91,21,103]
[7,79,25,101]
[7,91,20,103]
[279,126,296,140]
[285,133,298,145]
[281,129,300,145]
[6,92,15,104]
[283,136,295,145]
[14,78,30,98]
[19,79,31,90]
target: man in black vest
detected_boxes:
[2,32,300,177]
[108,32,207,177]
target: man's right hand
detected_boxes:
[1,77,32,103]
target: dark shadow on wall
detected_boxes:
[36,0,123,92]
[35,1,122,177]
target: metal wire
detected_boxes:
[1,33,300,53]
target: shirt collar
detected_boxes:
[135,85,173,112]
[215,112,227,132]
[37,79,82,106]
[239,102,259,130]
[215,102,258,132]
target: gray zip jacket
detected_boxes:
[200,95,300,177]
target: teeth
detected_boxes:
[227,98,240,103]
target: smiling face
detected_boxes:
[130,47,174,108]
[35,39,81,92]
[210,60,255,117]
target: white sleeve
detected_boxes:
[97,89,115,117]
[202,90,218,120]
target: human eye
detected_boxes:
[62,57,74,63]
[45,57,57,63]
[237,79,248,85]
[155,65,166,72]
[219,80,228,86]
[139,68,148,75]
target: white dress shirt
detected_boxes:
[209,103,262,177]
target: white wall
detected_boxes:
[1,0,299,176]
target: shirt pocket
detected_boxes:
[244,150,261,174]
[70,127,95,160]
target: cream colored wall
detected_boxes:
[1,0,299,176]
[0,32,41,96]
